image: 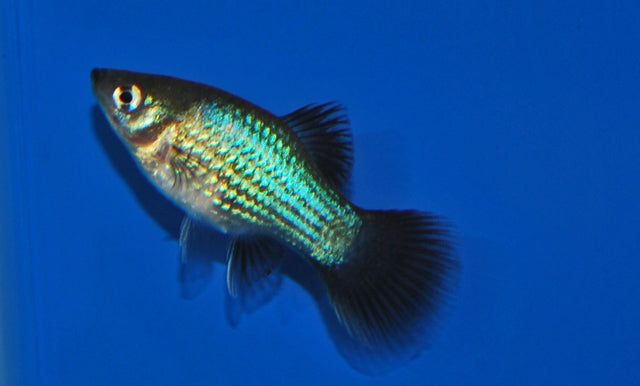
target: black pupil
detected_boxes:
[119,90,133,104]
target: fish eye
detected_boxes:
[112,84,142,112]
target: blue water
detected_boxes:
[2,1,639,385]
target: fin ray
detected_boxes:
[178,216,216,299]
[281,103,353,192]
[314,210,457,357]
[226,235,284,298]
[224,270,283,328]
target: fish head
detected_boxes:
[91,68,215,195]
[90,68,193,149]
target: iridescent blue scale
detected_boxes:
[171,101,362,264]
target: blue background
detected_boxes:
[2,1,639,385]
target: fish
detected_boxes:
[91,68,457,355]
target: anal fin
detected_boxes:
[226,235,284,298]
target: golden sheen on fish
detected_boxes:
[91,68,457,355]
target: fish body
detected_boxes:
[91,68,456,355]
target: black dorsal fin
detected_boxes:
[281,103,353,192]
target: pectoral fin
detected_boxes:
[178,216,215,299]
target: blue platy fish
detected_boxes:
[91,68,457,356]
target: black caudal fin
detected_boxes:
[281,103,353,192]
[314,210,457,355]
[226,235,284,298]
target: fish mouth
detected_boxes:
[90,68,107,85]
[91,68,128,142]
[90,68,109,93]
[90,68,114,110]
